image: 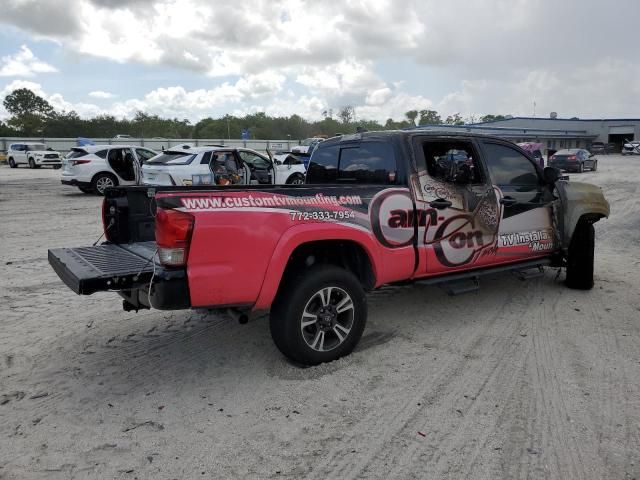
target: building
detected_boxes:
[467,116,640,152]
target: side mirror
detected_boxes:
[543,166,561,184]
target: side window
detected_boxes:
[307,144,339,183]
[95,149,108,159]
[482,142,540,187]
[421,141,482,185]
[200,151,213,165]
[337,142,397,184]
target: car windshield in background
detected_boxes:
[146,151,196,165]
[27,144,46,151]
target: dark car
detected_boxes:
[589,142,606,154]
[548,149,597,173]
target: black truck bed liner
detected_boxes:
[48,241,157,295]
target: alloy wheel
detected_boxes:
[300,286,355,352]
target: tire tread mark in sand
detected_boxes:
[374,283,542,479]
[306,284,533,480]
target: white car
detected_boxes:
[622,141,640,155]
[61,145,158,195]
[7,142,62,169]
[291,137,324,155]
[141,145,306,187]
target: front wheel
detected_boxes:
[270,265,367,365]
[579,162,584,173]
[286,173,305,185]
[53,165,62,170]
[78,186,93,194]
[29,158,36,169]
[565,220,595,290]
[92,173,118,196]
[592,160,597,171]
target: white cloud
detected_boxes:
[89,90,116,99]
[1,0,639,120]
[0,45,58,77]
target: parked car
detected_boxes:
[291,138,324,155]
[49,130,609,365]
[548,149,597,173]
[7,142,62,169]
[621,141,640,155]
[60,145,158,194]
[517,142,545,168]
[140,145,306,187]
[589,142,606,154]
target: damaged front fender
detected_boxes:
[554,181,610,250]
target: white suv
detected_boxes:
[7,142,62,169]
[60,145,158,195]
[141,145,306,186]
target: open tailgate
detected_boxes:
[48,242,156,295]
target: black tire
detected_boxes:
[269,265,367,365]
[78,186,93,194]
[286,173,305,185]
[592,160,597,172]
[53,165,62,170]
[91,173,118,196]
[565,220,595,290]
[579,162,584,173]
[29,158,36,169]
[8,157,16,168]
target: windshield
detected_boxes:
[301,138,317,146]
[146,151,196,165]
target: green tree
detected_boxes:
[479,114,507,123]
[405,110,418,126]
[418,109,442,125]
[3,88,54,135]
[444,113,464,125]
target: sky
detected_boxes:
[0,0,639,124]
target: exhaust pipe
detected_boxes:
[227,308,249,324]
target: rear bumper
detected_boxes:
[119,268,191,310]
[61,179,92,188]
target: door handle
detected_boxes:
[500,196,517,206]
[429,198,452,209]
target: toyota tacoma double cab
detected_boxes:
[49,131,610,365]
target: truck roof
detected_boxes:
[318,129,509,149]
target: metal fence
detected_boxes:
[0,137,300,155]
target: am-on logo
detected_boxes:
[370,190,488,268]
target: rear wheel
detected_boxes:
[565,220,595,290]
[92,173,118,196]
[53,165,62,170]
[286,173,305,185]
[270,265,367,365]
[592,160,597,171]
[579,162,584,173]
[8,157,16,168]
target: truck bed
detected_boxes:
[48,241,157,295]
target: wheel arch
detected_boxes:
[555,181,610,250]
[254,227,379,310]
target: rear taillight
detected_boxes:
[550,155,556,160]
[568,155,577,161]
[71,159,91,166]
[155,208,194,267]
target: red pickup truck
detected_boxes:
[49,131,610,365]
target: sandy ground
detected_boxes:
[0,157,639,480]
